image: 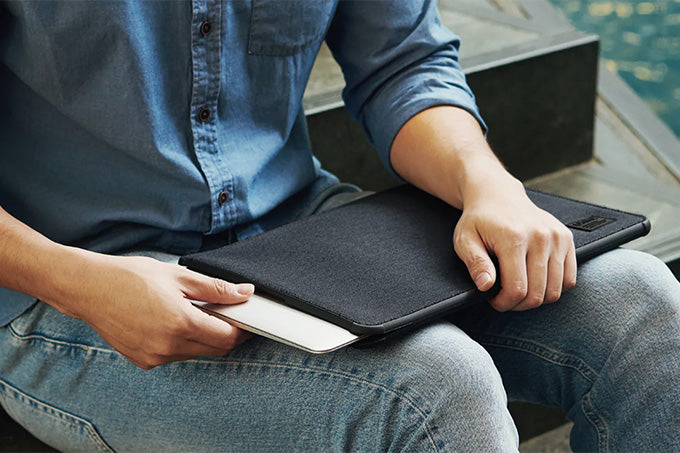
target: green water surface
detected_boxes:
[549,0,680,139]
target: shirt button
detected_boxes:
[200,21,211,36]
[198,108,211,122]
[218,191,228,206]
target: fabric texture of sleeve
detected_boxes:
[324,0,487,177]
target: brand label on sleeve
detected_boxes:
[566,216,616,232]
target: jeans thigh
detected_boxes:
[0,299,516,452]
[453,248,680,452]
[454,249,680,402]
[0,302,115,452]
[0,376,113,452]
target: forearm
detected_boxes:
[390,105,524,209]
[0,204,76,302]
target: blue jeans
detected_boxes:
[1,248,679,452]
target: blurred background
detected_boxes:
[549,0,680,140]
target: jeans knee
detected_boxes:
[577,249,679,318]
[568,249,680,366]
[383,324,517,450]
[396,323,507,412]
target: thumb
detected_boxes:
[454,231,497,292]
[182,270,255,305]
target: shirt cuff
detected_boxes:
[365,86,488,180]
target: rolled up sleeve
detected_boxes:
[325,0,487,176]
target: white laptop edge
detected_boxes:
[190,293,365,354]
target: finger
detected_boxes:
[196,327,253,349]
[454,230,496,292]
[513,244,549,311]
[186,304,253,350]
[116,324,236,366]
[489,244,528,312]
[544,238,573,304]
[171,340,234,359]
[563,242,577,291]
[137,331,251,369]
[110,342,160,370]
[543,254,565,304]
[180,269,254,305]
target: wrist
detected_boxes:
[39,245,101,318]
[438,145,522,210]
[458,159,524,209]
[390,105,524,209]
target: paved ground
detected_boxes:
[520,423,573,452]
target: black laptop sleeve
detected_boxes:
[180,185,650,336]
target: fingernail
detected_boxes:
[236,283,254,296]
[474,272,492,290]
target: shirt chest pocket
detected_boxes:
[248,0,336,56]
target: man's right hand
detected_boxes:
[46,249,254,369]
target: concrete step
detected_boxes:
[306,6,600,182]
[520,423,573,452]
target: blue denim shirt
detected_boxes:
[0,0,485,325]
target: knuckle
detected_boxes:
[530,229,550,247]
[533,260,549,272]
[503,228,525,247]
[155,340,177,357]
[551,229,564,245]
[548,255,562,266]
[452,227,465,244]
[453,231,476,253]
[524,294,544,309]
[545,289,562,303]
[559,227,574,243]
[508,285,528,301]
[490,298,512,312]
[167,313,191,336]
[212,278,230,296]
[467,254,489,272]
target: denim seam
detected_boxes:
[5,328,443,451]
[0,377,114,453]
[7,324,118,356]
[182,357,443,452]
[470,332,600,384]
[581,392,609,452]
[472,331,611,451]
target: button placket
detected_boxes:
[189,0,233,234]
